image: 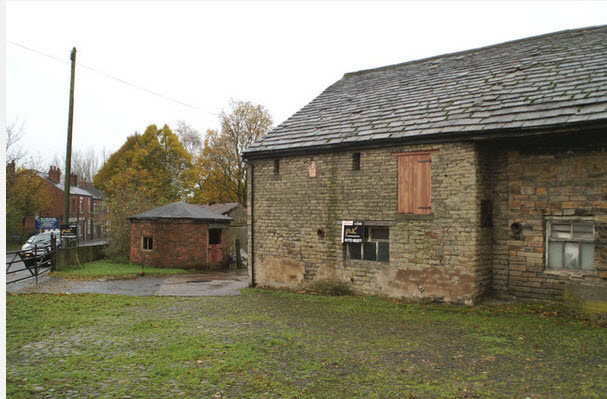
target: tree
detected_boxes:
[174,120,203,157]
[6,119,27,164]
[102,186,156,261]
[52,146,110,183]
[95,124,195,203]
[193,100,273,204]
[6,166,53,240]
[94,124,195,259]
[5,121,53,242]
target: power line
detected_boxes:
[7,40,219,117]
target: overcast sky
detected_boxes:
[5,1,607,169]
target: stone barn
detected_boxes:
[242,26,607,305]
[130,201,232,269]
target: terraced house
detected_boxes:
[243,26,607,304]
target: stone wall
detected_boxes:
[248,132,607,303]
[488,134,607,301]
[130,219,230,269]
[56,243,107,269]
[248,142,491,303]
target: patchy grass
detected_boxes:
[51,260,190,279]
[6,289,607,398]
[6,242,22,251]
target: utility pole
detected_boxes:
[62,47,77,242]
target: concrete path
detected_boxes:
[6,269,249,297]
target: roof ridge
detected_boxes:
[343,25,607,78]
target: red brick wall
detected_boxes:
[21,173,105,241]
[130,219,230,269]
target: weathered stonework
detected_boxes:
[487,134,607,301]
[248,133,607,304]
[249,142,492,303]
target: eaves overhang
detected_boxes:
[241,119,607,161]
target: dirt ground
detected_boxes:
[6,268,249,296]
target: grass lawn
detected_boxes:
[6,290,607,398]
[50,260,190,279]
[6,242,22,251]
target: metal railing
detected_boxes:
[6,244,56,285]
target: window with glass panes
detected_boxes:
[346,226,389,262]
[142,236,154,251]
[547,221,594,270]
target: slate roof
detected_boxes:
[244,26,607,158]
[194,203,240,215]
[129,201,232,222]
[78,181,106,200]
[39,172,94,197]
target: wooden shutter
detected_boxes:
[398,152,432,214]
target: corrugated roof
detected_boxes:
[244,25,607,157]
[194,203,240,215]
[129,201,232,222]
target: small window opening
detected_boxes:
[273,159,280,175]
[209,228,222,245]
[352,152,361,171]
[142,236,154,251]
[481,200,493,227]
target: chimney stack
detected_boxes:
[70,173,78,187]
[48,166,61,183]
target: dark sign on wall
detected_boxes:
[342,221,364,243]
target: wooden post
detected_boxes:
[235,239,242,269]
[63,47,77,245]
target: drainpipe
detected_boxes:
[249,161,256,287]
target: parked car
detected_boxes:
[21,231,61,267]
[22,231,61,251]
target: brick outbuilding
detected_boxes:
[130,202,232,269]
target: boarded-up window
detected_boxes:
[397,152,433,214]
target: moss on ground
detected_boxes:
[6,289,607,398]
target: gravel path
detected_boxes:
[6,269,249,296]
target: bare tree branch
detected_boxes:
[174,120,203,157]
[6,119,27,164]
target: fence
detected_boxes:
[6,245,56,285]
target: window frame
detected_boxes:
[346,225,390,263]
[545,218,594,271]
[142,236,154,251]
